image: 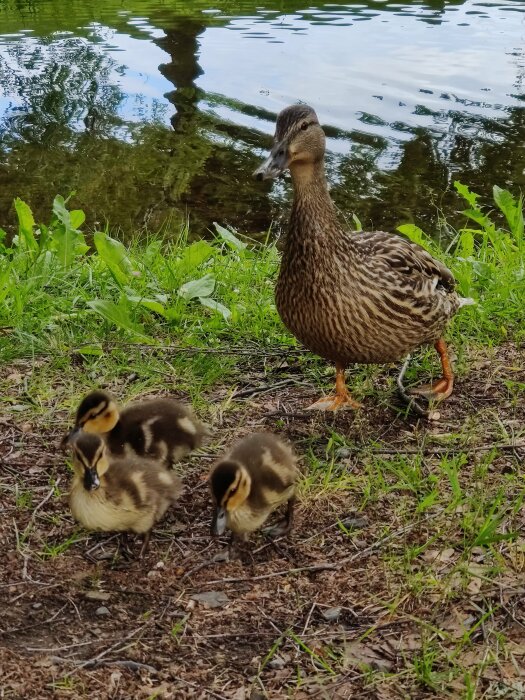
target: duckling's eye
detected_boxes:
[300,122,309,131]
[229,486,238,496]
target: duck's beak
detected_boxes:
[60,426,80,451]
[253,140,289,181]
[211,506,227,536]
[83,467,100,491]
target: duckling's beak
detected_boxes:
[211,506,227,536]
[83,467,100,491]
[60,426,79,451]
[253,140,289,181]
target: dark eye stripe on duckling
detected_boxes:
[80,402,108,425]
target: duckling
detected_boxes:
[210,433,298,542]
[65,390,207,468]
[68,432,182,557]
[254,104,474,413]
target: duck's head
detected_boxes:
[209,460,252,536]
[70,432,109,491]
[75,390,119,434]
[254,104,325,181]
[61,391,119,449]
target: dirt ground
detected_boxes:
[1,345,524,699]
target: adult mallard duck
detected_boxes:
[254,104,473,412]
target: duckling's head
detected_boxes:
[70,432,110,491]
[74,391,119,434]
[254,104,325,181]
[209,460,252,536]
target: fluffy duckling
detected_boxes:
[210,433,298,541]
[68,432,182,556]
[66,390,207,468]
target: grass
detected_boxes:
[1,182,524,699]
[0,182,523,408]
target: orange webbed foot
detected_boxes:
[408,377,453,402]
[306,363,362,412]
[306,393,362,411]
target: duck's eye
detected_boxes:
[300,122,309,131]
[229,486,238,496]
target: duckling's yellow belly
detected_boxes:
[276,279,448,365]
[69,484,154,534]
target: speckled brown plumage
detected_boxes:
[255,104,473,410]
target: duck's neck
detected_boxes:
[287,160,342,247]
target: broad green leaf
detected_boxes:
[178,274,215,300]
[53,225,78,268]
[53,195,71,229]
[352,213,362,232]
[397,223,431,250]
[76,344,104,356]
[178,240,214,273]
[127,295,166,317]
[14,198,38,253]
[456,230,474,258]
[69,209,86,230]
[493,186,524,239]
[87,299,150,340]
[462,208,491,228]
[198,296,231,320]
[213,222,247,251]
[94,232,133,286]
[454,181,480,209]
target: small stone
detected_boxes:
[336,447,351,458]
[32,602,42,609]
[95,606,110,617]
[85,590,111,602]
[428,410,441,421]
[268,655,286,670]
[321,607,341,622]
[341,515,368,530]
[191,591,230,609]
[155,561,165,569]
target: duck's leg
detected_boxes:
[139,530,151,559]
[409,338,454,402]
[306,363,362,411]
[263,496,296,537]
[397,355,430,417]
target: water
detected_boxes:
[0,0,524,238]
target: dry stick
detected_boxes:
[167,676,228,700]
[199,512,440,587]
[302,601,317,637]
[74,341,310,357]
[50,656,158,674]
[231,378,298,399]
[499,589,525,630]
[65,626,146,676]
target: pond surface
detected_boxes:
[0,0,524,238]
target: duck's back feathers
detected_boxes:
[108,399,205,465]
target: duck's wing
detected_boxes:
[350,230,456,292]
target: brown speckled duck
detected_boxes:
[254,104,473,411]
